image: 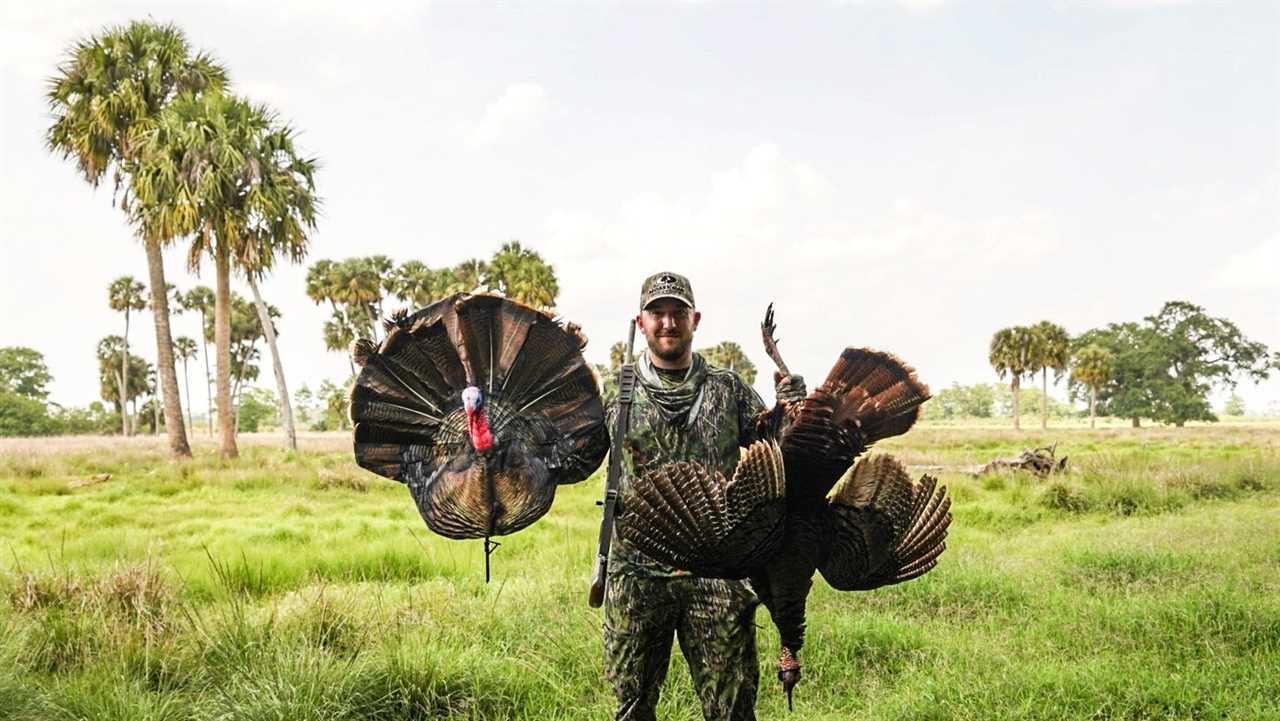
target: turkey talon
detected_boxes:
[761,303,790,376]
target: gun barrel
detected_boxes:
[588,319,638,607]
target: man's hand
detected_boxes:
[774,372,807,403]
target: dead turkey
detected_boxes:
[617,306,950,708]
[350,294,609,558]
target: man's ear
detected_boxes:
[692,310,702,331]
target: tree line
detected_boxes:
[23,20,1279,443]
[97,275,281,438]
[303,244,558,372]
[988,301,1277,429]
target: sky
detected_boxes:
[2,0,1277,418]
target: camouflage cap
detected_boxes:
[639,271,695,310]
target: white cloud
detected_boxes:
[1092,0,1202,7]
[832,0,950,14]
[1211,236,1280,290]
[537,143,1063,398]
[542,143,1059,274]
[465,82,549,147]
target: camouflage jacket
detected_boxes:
[606,354,768,578]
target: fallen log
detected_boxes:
[977,443,1068,478]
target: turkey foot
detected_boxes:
[761,303,791,376]
[778,646,801,711]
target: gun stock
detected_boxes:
[588,319,637,608]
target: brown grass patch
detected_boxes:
[314,468,370,492]
[9,562,173,629]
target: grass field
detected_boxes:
[1,424,1278,720]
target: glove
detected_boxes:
[773,372,807,403]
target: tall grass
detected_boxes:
[1,428,1277,720]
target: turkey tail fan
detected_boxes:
[822,347,931,446]
[351,293,608,540]
[618,440,787,579]
[816,455,951,592]
[450,294,607,485]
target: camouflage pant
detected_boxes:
[603,573,759,721]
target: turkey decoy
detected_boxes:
[350,293,609,578]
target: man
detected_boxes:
[604,272,805,721]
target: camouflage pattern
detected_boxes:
[608,360,767,578]
[603,356,767,721]
[604,573,760,721]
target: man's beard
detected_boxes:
[647,333,691,364]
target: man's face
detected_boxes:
[637,298,700,364]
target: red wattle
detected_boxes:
[468,409,494,452]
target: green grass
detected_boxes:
[0,428,1278,720]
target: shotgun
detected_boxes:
[588,319,637,608]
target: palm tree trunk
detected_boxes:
[144,240,192,457]
[1089,386,1097,429]
[152,393,160,434]
[114,369,125,428]
[200,308,213,437]
[364,304,379,342]
[249,278,297,451]
[233,378,242,434]
[1041,367,1048,430]
[182,358,193,434]
[121,310,131,436]
[214,234,238,459]
[1011,376,1021,430]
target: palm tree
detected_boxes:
[107,276,146,435]
[229,114,318,453]
[134,92,316,455]
[178,286,216,436]
[609,341,631,371]
[97,335,149,429]
[129,92,277,458]
[46,20,221,458]
[323,308,360,376]
[306,260,339,311]
[485,241,558,309]
[368,255,395,323]
[989,325,1037,430]
[1031,321,1071,430]
[329,258,385,341]
[1071,345,1114,429]
[390,260,438,307]
[447,258,489,296]
[215,293,274,432]
[173,336,199,433]
[146,366,160,434]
